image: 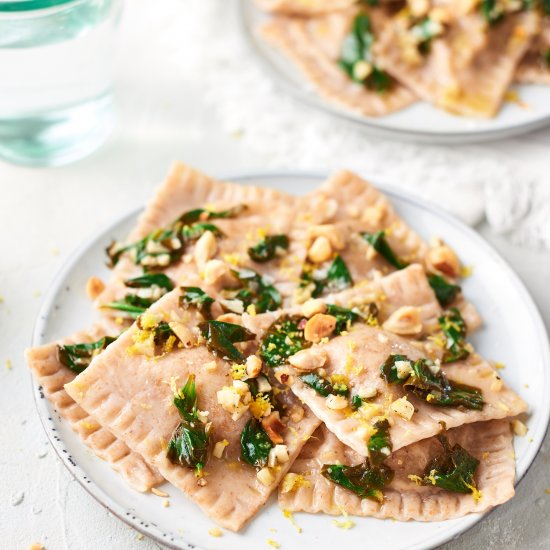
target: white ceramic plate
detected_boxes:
[32,173,550,550]
[239,0,550,144]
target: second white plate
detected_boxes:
[32,173,550,550]
[240,0,550,144]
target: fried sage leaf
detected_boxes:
[259,315,309,368]
[167,375,211,477]
[326,302,378,334]
[299,372,349,397]
[415,433,480,494]
[428,274,460,307]
[338,13,392,93]
[439,308,470,363]
[198,320,255,362]
[179,286,215,319]
[177,204,246,226]
[300,255,353,298]
[321,460,394,502]
[229,268,282,313]
[361,230,408,269]
[381,354,484,410]
[367,419,392,467]
[58,336,117,374]
[103,273,174,318]
[240,418,273,468]
[248,234,289,263]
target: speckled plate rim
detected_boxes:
[31,171,550,550]
[239,0,550,145]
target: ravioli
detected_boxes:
[261,9,417,117]
[516,19,550,84]
[374,10,539,117]
[285,324,526,455]
[254,0,358,15]
[279,419,516,520]
[64,288,321,531]
[25,322,163,492]
[96,162,305,314]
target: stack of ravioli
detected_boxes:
[27,163,527,531]
[255,0,550,117]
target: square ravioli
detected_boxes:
[284,324,526,455]
[65,288,321,531]
[25,322,163,492]
[261,8,417,117]
[279,420,516,520]
[374,10,539,117]
[96,162,307,313]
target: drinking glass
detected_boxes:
[0,0,123,167]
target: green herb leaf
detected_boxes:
[379,354,411,384]
[300,372,349,397]
[177,204,247,225]
[326,255,353,292]
[124,273,174,290]
[248,234,289,263]
[338,13,392,93]
[410,17,442,55]
[439,307,469,363]
[367,419,392,467]
[241,418,273,468]
[417,433,480,494]
[102,273,175,318]
[259,315,309,368]
[179,286,215,319]
[229,269,282,313]
[58,336,117,374]
[321,459,394,502]
[167,375,211,476]
[381,355,484,410]
[428,274,460,307]
[326,303,367,334]
[481,0,503,24]
[198,320,255,362]
[361,230,408,269]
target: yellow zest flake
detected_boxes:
[223,252,242,266]
[333,518,355,529]
[459,265,473,278]
[249,393,272,419]
[466,483,482,503]
[115,316,124,325]
[168,376,180,396]
[162,499,170,507]
[283,509,302,533]
[151,487,170,497]
[482,452,490,460]
[6,359,12,370]
[347,340,357,352]
[267,539,280,548]
[208,527,223,537]
[247,304,257,316]
[427,334,446,349]
[267,342,276,352]
[281,473,311,494]
[231,363,247,380]
[140,312,163,329]
[408,474,422,485]
[494,362,505,370]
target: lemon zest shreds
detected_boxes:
[465,483,482,503]
[208,527,223,537]
[333,518,355,529]
[408,474,422,485]
[231,363,247,380]
[267,538,280,548]
[281,473,311,493]
[283,509,302,533]
[249,393,272,419]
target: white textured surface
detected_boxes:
[0,1,549,549]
